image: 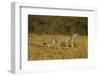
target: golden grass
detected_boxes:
[28,34,88,60]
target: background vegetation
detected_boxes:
[28,15,88,35]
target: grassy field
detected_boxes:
[28,34,88,61]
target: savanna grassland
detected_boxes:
[28,34,88,60]
[28,15,88,60]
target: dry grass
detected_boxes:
[28,34,88,60]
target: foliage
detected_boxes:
[28,15,88,35]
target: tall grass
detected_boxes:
[28,34,88,60]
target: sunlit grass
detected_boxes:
[28,34,88,60]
